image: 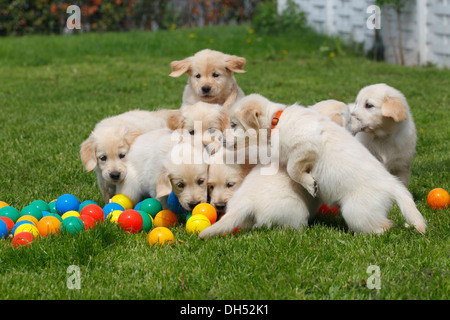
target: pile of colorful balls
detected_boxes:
[0,191,218,248]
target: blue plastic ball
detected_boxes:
[55,194,80,215]
[0,219,8,239]
[103,202,124,220]
[167,191,187,215]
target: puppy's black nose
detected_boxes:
[201,85,211,93]
[109,171,121,181]
[214,202,226,211]
[188,201,201,210]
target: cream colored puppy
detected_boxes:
[224,94,426,235]
[80,109,176,204]
[199,165,320,238]
[351,84,417,186]
[169,49,246,110]
[309,99,361,133]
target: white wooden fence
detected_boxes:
[278,0,450,68]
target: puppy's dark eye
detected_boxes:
[189,129,195,135]
[195,74,201,79]
[208,185,214,191]
[230,122,237,129]
[99,156,107,161]
[176,182,184,189]
[365,102,374,109]
[226,182,235,188]
[198,179,204,185]
[212,72,219,78]
[119,153,126,159]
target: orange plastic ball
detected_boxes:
[148,227,174,246]
[427,188,450,210]
[192,203,217,224]
[154,210,178,228]
[37,216,61,236]
[0,201,9,209]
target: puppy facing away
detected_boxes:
[223,94,426,235]
[80,109,176,204]
[155,143,209,211]
[169,49,246,110]
[199,164,321,238]
[351,83,417,186]
[309,99,361,134]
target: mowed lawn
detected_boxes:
[0,26,449,300]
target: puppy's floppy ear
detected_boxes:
[169,58,191,78]
[330,113,345,127]
[80,136,97,172]
[381,96,408,122]
[218,108,230,132]
[122,128,142,146]
[167,111,184,130]
[239,100,262,131]
[156,167,173,198]
[225,55,246,74]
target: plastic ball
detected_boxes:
[0,201,9,209]
[154,210,178,228]
[137,210,153,232]
[79,214,95,230]
[14,223,39,238]
[139,198,162,218]
[12,220,35,235]
[56,194,80,215]
[0,219,8,239]
[20,205,43,221]
[316,204,339,216]
[80,204,104,223]
[427,188,450,210]
[103,202,125,220]
[111,194,133,210]
[192,203,217,224]
[107,210,123,224]
[79,200,98,212]
[0,206,20,223]
[12,232,34,248]
[37,216,61,236]
[60,216,85,235]
[0,216,14,233]
[117,209,143,233]
[16,215,39,226]
[29,200,50,214]
[148,227,174,246]
[186,214,211,234]
[61,210,80,220]
[48,200,57,213]
[167,192,187,215]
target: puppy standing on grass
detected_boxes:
[207,94,426,236]
[351,83,417,186]
[80,109,176,204]
[169,49,246,110]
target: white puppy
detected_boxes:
[80,109,176,204]
[169,49,246,110]
[309,99,361,134]
[351,83,417,186]
[199,164,320,238]
[224,94,426,235]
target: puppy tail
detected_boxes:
[393,183,427,234]
[198,207,254,239]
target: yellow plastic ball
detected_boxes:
[154,210,178,228]
[148,227,174,246]
[0,201,9,209]
[14,223,39,238]
[61,210,80,220]
[108,210,123,224]
[111,194,134,210]
[16,215,39,226]
[186,214,211,234]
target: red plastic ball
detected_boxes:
[80,204,104,223]
[79,214,96,230]
[12,231,34,248]
[317,204,339,216]
[117,209,143,233]
[0,216,14,233]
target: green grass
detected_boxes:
[0,25,449,300]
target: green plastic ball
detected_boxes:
[60,216,84,235]
[20,205,43,221]
[29,200,50,214]
[0,206,21,223]
[138,210,153,232]
[138,198,162,218]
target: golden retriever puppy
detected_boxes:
[169,49,246,110]
[167,101,229,155]
[80,109,175,204]
[199,164,321,238]
[225,94,426,234]
[155,143,209,211]
[351,84,417,186]
[207,162,255,217]
[309,99,361,134]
